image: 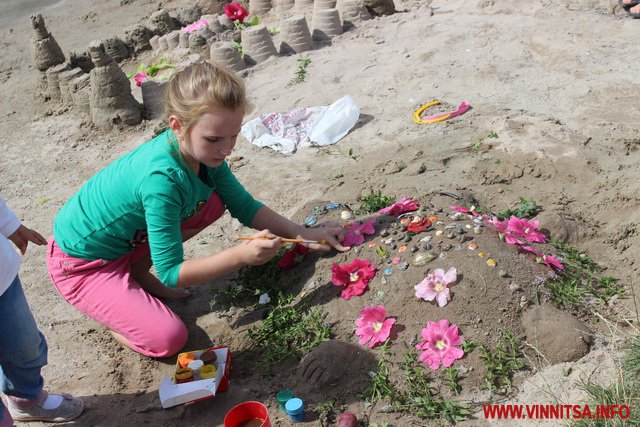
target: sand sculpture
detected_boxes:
[167,31,181,50]
[69,50,94,73]
[88,41,141,130]
[189,32,210,58]
[175,5,203,26]
[69,74,91,116]
[149,35,160,51]
[242,25,278,63]
[124,24,154,54]
[30,14,65,72]
[58,67,85,105]
[312,8,343,41]
[148,9,176,35]
[280,15,313,54]
[45,63,69,102]
[338,0,372,24]
[250,0,273,16]
[102,37,130,62]
[363,0,395,15]
[141,80,167,120]
[179,31,190,49]
[210,43,246,72]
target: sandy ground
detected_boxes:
[1,0,640,425]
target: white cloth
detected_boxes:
[241,95,360,154]
[0,195,21,296]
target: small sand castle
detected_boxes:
[88,41,141,130]
[30,14,65,72]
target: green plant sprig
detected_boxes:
[287,57,311,87]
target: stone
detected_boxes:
[340,210,354,220]
[522,305,592,364]
[398,262,409,271]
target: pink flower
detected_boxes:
[224,2,248,22]
[182,19,208,33]
[331,259,376,300]
[521,245,543,257]
[133,71,148,87]
[377,197,420,216]
[355,305,396,348]
[416,319,464,370]
[542,254,564,271]
[507,216,546,244]
[489,216,508,235]
[277,243,309,269]
[342,218,376,246]
[451,205,481,217]
[415,267,457,307]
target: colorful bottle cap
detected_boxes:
[178,352,196,368]
[187,359,204,370]
[285,397,304,415]
[175,368,193,381]
[199,350,217,364]
[276,390,294,412]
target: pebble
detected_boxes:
[473,226,483,234]
[390,243,397,250]
[486,258,497,267]
[519,296,529,308]
[446,232,455,239]
[380,229,390,237]
[410,246,419,253]
[398,246,407,253]
[398,262,409,271]
[422,242,433,251]
[498,269,508,278]
[392,257,400,264]
[435,230,444,236]
[404,234,412,243]
[456,226,466,234]
[381,277,388,285]
[458,235,473,243]
[384,268,393,276]
[410,252,436,266]
[340,210,354,220]
[509,282,521,292]
[419,235,433,243]
[465,224,473,229]
[442,244,452,251]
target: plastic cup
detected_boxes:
[224,401,270,427]
[275,390,293,413]
[285,397,305,423]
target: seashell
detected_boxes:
[410,252,436,266]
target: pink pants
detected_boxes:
[46,193,226,358]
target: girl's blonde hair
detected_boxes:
[165,60,247,138]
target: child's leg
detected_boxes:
[46,240,188,358]
[0,276,84,422]
[0,275,46,401]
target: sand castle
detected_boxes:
[88,41,141,130]
[30,14,65,72]
[29,2,393,132]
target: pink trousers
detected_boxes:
[46,193,225,358]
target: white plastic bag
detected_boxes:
[309,95,360,146]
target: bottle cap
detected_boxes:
[285,397,303,414]
[276,390,294,403]
[187,359,204,370]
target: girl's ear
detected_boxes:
[168,115,182,135]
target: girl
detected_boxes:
[46,61,349,358]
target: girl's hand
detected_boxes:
[299,225,350,252]
[8,225,47,255]
[237,229,284,265]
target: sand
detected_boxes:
[0,0,639,425]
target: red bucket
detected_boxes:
[224,401,270,427]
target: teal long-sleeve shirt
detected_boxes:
[53,130,263,288]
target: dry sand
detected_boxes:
[1,0,639,425]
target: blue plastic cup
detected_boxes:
[285,397,304,423]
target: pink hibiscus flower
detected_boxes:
[488,216,509,235]
[355,305,396,348]
[520,245,543,257]
[507,216,546,244]
[224,2,248,22]
[277,243,309,270]
[415,267,457,307]
[377,197,420,216]
[331,259,376,300]
[342,218,376,246]
[542,254,564,271]
[181,19,208,33]
[451,205,481,217]
[416,319,465,370]
[133,71,148,87]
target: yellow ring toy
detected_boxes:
[200,364,217,379]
